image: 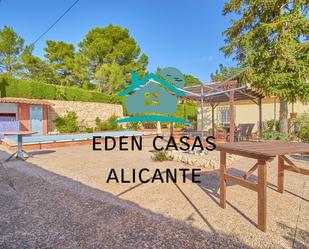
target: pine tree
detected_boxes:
[221,0,309,134]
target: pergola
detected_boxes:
[181,78,265,142]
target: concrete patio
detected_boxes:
[0,138,308,248]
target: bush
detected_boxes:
[266,119,280,131]
[95,114,121,131]
[151,151,172,162]
[175,102,198,121]
[85,127,94,133]
[54,112,79,133]
[295,112,309,142]
[142,122,157,129]
[126,122,141,130]
[0,76,122,104]
[261,130,288,140]
[174,123,186,128]
[161,122,168,128]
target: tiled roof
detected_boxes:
[0,97,53,106]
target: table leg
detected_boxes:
[220,151,227,208]
[257,159,267,232]
[17,135,23,160]
[5,151,18,161]
[278,156,284,193]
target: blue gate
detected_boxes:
[30,105,43,135]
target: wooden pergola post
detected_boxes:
[200,84,204,140]
[258,97,262,137]
[211,103,215,136]
[229,91,235,142]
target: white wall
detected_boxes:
[0,103,17,114]
[197,98,309,132]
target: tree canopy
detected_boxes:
[0,25,149,93]
[210,64,242,82]
[78,25,148,92]
[19,45,59,84]
[0,26,24,75]
[221,0,309,134]
[44,40,76,86]
[221,0,308,103]
[184,74,202,86]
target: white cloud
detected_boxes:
[201,55,217,61]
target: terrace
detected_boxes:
[0,138,308,248]
[183,77,265,142]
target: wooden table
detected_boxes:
[216,141,309,232]
[2,131,37,161]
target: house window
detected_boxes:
[144,91,159,107]
[218,107,230,124]
[0,113,16,121]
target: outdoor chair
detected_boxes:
[246,123,255,140]
[224,124,239,142]
[237,123,255,141]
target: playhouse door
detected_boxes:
[30,105,43,135]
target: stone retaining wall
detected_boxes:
[48,100,123,132]
[166,150,239,169]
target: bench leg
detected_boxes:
[278,156,284,193]
[257,159,267,232]
[220,151,227,208]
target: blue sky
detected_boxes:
[0,0,237,82]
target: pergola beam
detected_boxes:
[180,68,265,143]
[210,67,249,89]
[236,89,260,105]
[203,86,246,98]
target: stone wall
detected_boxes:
[47,100,123,132]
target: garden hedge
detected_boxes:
[0,77,122,104]
[0,76,197,121]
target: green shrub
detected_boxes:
[142,122,157,129]
[31,80,56,99]
[151,151,172,162]
[126,122,141,130]
[161,122,168,128]
[0,76,122,104]
[85,127,94,133]
[175,102,198,121]
[261,130,288,140]
[95,114,121,131]
[174,123,186,128]
[54,112,79,133]
[266,119,280,131]
[295,112,309,142]
[55,87,66,100]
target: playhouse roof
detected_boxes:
[0,97,53,106]
[118,72,186,97]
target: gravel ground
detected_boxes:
[0,161,249,249]
[0,139,308,248]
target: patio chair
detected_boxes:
[224,124,239,142]
[246,124,255,140]
[237,123,255,141]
